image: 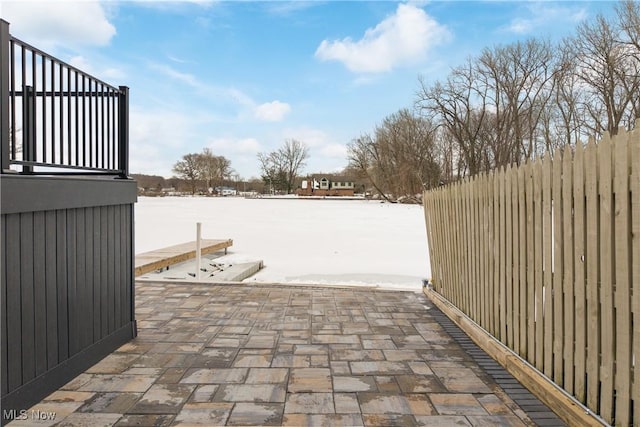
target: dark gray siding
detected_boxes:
[1,176,137,417]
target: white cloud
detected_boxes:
[282,127,330,148]
[254,101,291,122]
[208,137,262,155]
[68,55,126,81]
[319,143,348,159]
[502,3,588,34]
[315,3,450,73]
[2,1,116,48]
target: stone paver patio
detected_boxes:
[10,282,564,426]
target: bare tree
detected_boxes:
[172,153,201,195]
[570,13,637,136]
[257,139,309,194]
[199,148,233,193]
[348,110,440,202]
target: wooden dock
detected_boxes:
[134,239,233,277]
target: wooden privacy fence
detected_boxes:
[423,123,639,426]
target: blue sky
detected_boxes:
[1,1,618,179]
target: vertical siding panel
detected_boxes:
[598,134,614,423]
[562,145,575,394]
[84,207,94,346]
[20,212,35,384]
[613,129,631,426]
[66,208,79,356]
[542,155,553,377]
[56,210,69,361]
[533,160,544,371]
[114,205,122,328]
[100,206,108,338]
[45,210,58,370]
[33,211,47,377]
[573,143,586,403]
[552,150,564,385]
[1,215,7,395]
[108,205,116,333]
[123,204,132,326]
[74,207,87,350]
[584,140,600,411]
[6,214,22,391]
[93,207,102,340]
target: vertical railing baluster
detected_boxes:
[101,83,106,169]
[118,86,129,178]
[58,62,63,165]
[22,85,33,173]
[50,57,54,164]
[41,54,46,163]
[75,70,81,168]
[67,65,72,166]
[0,20,10,172]
[9,35,15,163]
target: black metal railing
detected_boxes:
[0,20,129,177]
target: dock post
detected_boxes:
[196,222,202,280]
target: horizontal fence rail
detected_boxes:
[423,123,639,426]
[1,20,129,176]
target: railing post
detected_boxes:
[1,20,10,173]
[118,85,129,178]
[22,85,34,173]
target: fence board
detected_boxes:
[56,209,69,361]
[526,163,535,362]
[493,172,500,336]
[561,145,574,395]
[584,139,599,411]
[552,150,564,385]
[598,134,614,422]
[518,166,527,358]
[542,154,553,377]
[505,166,513,348]
[613,130,631,426]
[573,142,587,402]
[511,166,520,353]
[533,160,544,370]
[631,124,640,427]
[499,168,507,343]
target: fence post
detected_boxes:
[22,85,34,173]
[1,20,10,173]
[118,85,129,178]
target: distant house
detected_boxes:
[216,186,237,196]
[297,177,355,197]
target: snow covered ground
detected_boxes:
[135,196,431,291]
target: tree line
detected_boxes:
[348,0,639,201]
[172,148,233,195]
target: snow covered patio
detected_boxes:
[9,281,564,426]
